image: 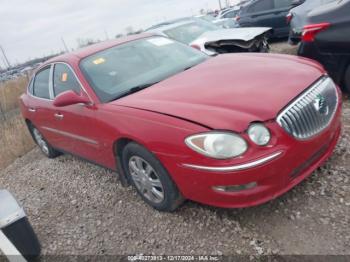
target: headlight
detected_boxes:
[185,132,248,159]
[248,123,271,146]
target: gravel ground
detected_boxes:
[1,42,349,256]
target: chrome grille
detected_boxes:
[277,77,338,140]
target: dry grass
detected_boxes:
[0,77,35,169]
[0,113,35,169]
[0,76,28,114]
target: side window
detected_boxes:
[248,0,274,13]
[223,11,235,18]
[33,67,51,99]
[53,64,81,97]
[274,0,292,9]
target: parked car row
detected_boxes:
[204,0,350,93]
[146,18,271,55]
[0,64,39,83]
[213,0,305,38]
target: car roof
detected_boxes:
[308,0,349,18]
[40,33,154,68]
[146,20,197,34]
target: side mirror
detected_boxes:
[53,90,91,107]
[0,190,41,260]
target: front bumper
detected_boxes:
[157,101,342,208]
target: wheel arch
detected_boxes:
[24,118,35,140]
[112,137,143,187]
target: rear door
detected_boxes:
[272,0,293,37]
[30,65,64,148]
[240,0,275,28]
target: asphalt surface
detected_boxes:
[0,42,349,256]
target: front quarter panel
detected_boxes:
[91,104,210,175]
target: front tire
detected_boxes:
[29,125,60,158]
[122,142,184,212]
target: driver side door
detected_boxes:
[50,63,101,158]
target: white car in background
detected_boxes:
[147,18,271,55]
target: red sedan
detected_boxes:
[20,34,342,211]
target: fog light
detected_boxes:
[248,123,271,146]
[213,182,257,192]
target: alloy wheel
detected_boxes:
[33,128,49,155]
[128,156,165,204]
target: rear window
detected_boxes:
[33,67,50,99]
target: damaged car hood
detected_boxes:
[112,53,325,132]
[191,27,271,45]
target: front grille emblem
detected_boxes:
[313,94,329,116]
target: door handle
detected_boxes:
[54,113,64,120]
[28,108,36,112]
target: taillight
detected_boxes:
[190,44,201,50]
[302,23,330,42]
[235,16,240,21]
[286,13,293,24]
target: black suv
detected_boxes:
[237,0,304,38]
[298,0,350,92]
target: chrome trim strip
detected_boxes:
[42,127,98,145]
[48,64,55,99]
[182,151,283,172]
[276,76,339,140]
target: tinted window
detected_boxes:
[53,64,81,96]
[274,0,292,8]
[248,0,273,12]
[33,67,50,99]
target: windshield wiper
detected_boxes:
[109,81,159,101]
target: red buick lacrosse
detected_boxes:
[20,34,342,211]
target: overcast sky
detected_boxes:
[0,0,232,67]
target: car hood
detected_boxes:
[112,53,325,132]
[191,27,272,45]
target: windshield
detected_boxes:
[164,20,218,44]
[198,15,215,22]
[80,37,208,102]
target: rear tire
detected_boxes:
[29,125,60,158]
[344,65,350,94]
[122,142,184,212]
